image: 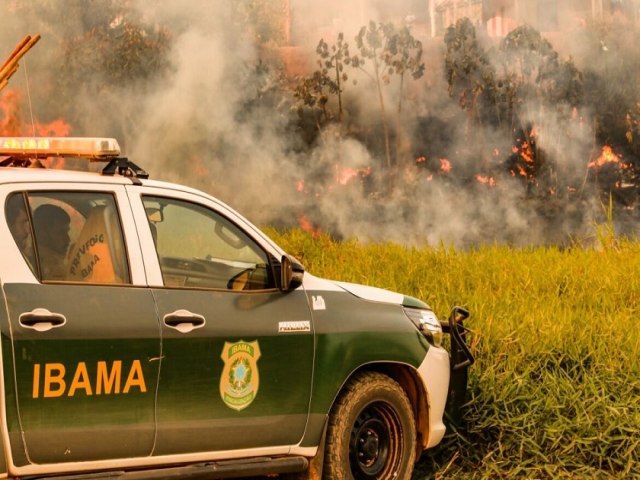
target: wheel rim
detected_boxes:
[349,401,403,479]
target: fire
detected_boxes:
[1,89,71,138]
[295,163,372,236]
[504,125,544,183]
[33,118,71,137]
[513,164,528,178]
[0,89,21,135]
[439,158,452,173]
[586,144,633,192]
[588,144,626,169]
[0,88,72,168]
[511,141,535,178]
[336,164,359,185]
[297,213,321,237]
[475,174,496,187]
[415,155,453,180]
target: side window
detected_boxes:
[8,191,130,284]
[142,196,274,290]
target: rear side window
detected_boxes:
[5,193,36,273]
[5,191,130,284]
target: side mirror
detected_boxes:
[280,254,304,292]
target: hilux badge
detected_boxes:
[220,340,261,411]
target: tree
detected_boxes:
[500,24,582,128]
[386,26,424,115]
[578,16,640,157]
[445,20,583,133]
[294,33,354,133]
[354,21,424,168]
[385,25,425,166]
[354,21,393,168]
[444,17,505,130]
[444,20,586,199]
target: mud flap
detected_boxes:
[443,306,474,428]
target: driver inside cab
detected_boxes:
[32,204,71,280]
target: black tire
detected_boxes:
[323,371,417,480]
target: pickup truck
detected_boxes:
[0,136,473,479]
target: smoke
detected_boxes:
[2,1,639,248]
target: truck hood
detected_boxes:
[302,274,430,309]
[333,280,430,309]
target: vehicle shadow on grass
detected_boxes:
[414,448,457,480]
[412,418,479,479]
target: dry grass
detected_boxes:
[266,228,640,479]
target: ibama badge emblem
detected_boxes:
[220,340,261,411]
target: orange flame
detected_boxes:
[33,118,71,137]
[588,144,626,169]
[298,213,321,237]
[335,164,359,185]
[514,164,528,178]
[439,158,452,173]
[516,143,535,165]
[1,88,72,169]
[475,174,496,187]
[416,156,452,177]
[0,89,22,135]
[1,89,71,137]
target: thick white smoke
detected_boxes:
[1,1,636,247]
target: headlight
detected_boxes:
[403,307,443,347]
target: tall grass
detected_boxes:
[266,228,640,479]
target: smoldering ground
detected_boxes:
[1,1,639,248]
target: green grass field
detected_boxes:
[267,228,640,479]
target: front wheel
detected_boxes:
[324,371,417,480]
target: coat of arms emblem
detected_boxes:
[220,340,261,411]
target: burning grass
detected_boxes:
[267,227,640,479]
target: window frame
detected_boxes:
[125,185,283,292]
[141,194,277,292]
[2,183,144,286]
[27,190,132,285]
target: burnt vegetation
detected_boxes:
[441,18,640,233]
[289,15,640,244]
[4,1,640,245]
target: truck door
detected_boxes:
[128,188,314,456]
[0,187,160,465]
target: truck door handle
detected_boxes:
[163,309,206,333]
[19,308,67,332]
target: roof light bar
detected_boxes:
[0,137,121,159]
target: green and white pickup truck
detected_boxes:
[0,136,473,480]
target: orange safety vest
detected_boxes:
[66,206,121,283]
